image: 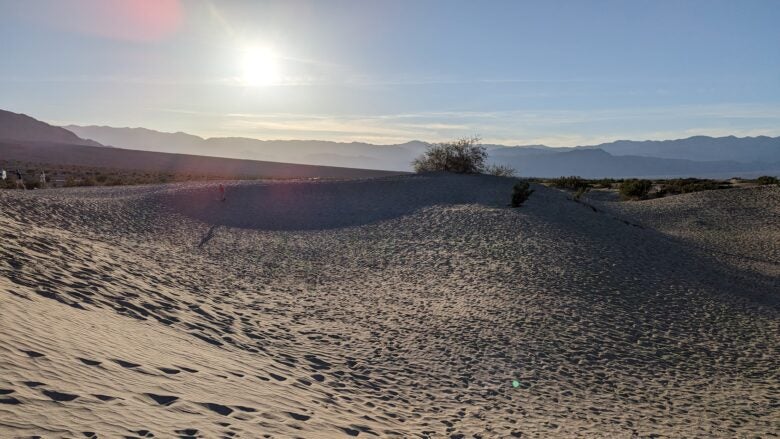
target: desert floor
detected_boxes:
[1,174,778,438]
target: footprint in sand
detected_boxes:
[340,426,360,436]
[21,350,45,358]
[78,357,102,366]
[42,389,79,402]
[200,402,234,416]
[268,372,287,382]
[145,393,179,406]
[0,390,21,405]
[113,359,141,368]
[175,428,198,438]
[286,411,311,421]
[304,354,332,370]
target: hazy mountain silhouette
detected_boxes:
[0,109,101,147]
[65,125,427,171]
[0,140,401,180]
[1,109,777,177]
[496,148,779,179]
[0,110,400,179]
[586,135,780,163]
[66,123,780,177]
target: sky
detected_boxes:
[1,0,779,146]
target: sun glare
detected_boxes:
[241,47,280,86]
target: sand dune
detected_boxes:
[592,185,780,278]
[1,174,778,438]
[0,140,402,181]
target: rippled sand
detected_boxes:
[1,174,777,438]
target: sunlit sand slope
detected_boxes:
[594,185,780,278]
[1,174,778,438]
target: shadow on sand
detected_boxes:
[158,174,516,231]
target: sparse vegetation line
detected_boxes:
[535,175,777,201]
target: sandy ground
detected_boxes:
[1,174,778,438]
[589,185,780,278]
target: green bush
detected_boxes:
[413,136,487,174]
[756,175,779,185]
[592,178,618,189]
[619,179,653,200]
[656,178,726,196]
[511,181,534,207]
[574,186,590,200]
[548,176,590,191]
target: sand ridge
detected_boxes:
[589,185,780,279]
[1,174,778,438]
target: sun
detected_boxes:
[241,47,280,86]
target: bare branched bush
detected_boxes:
[413,136,487,174]
[484,164,516,177]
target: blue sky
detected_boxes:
[1,0,779,146]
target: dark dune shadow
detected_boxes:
[156,174,515,231]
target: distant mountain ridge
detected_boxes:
[0,109,101,147]
[64,125,429,171]
[495,148,778,179]
[585,135,780,163]
[66,123,780,177]
[1,109,778,178]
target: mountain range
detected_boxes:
[0,109,397,180]
[0,109,101,147]
[1,109,778,178]
[64,123,780,178]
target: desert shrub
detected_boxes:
[592,178,618,188]
[483,163,516,177]
[574,186,590,200]
[511,181,534,207]
[107,176,124,186]
[548,176,590,191]
[413,136,487,174]
[656,178,727,196]
[23,179,40,190]
[619,179,652,200]
[756,175,779,185]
